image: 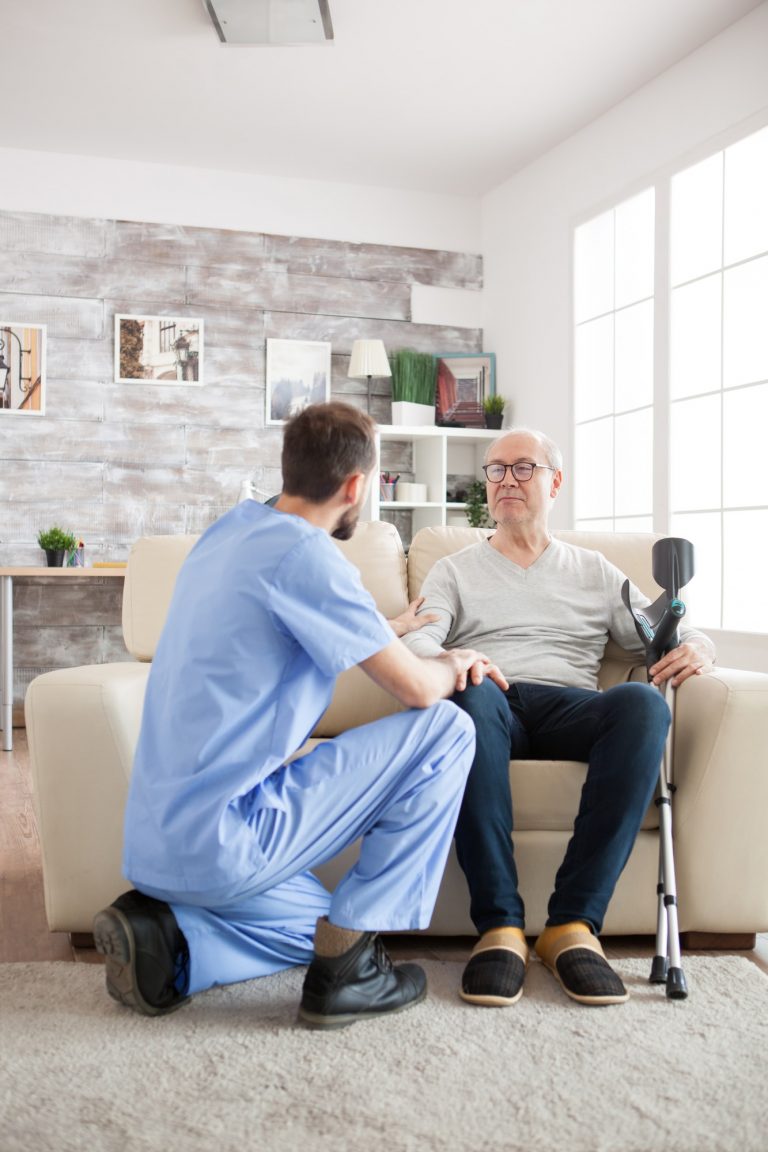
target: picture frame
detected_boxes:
[114,315,204,385]
[265,338,332,425]
[435,352,496,427]
[0,323,46,416]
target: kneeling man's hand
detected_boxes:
[440,649,509,694]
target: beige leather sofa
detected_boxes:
[26,521,768,943]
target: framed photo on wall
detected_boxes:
[0,323,46,415]
[266,338,331,425]
[435,352,496,427]
[115,315,204,385]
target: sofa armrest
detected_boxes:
[25,662,149,933]
[670,666,768,933]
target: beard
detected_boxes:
[331,505,360,540]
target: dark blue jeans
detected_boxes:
[451,679,670,935]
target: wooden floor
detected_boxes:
[3,729,767,976]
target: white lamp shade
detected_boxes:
[348,339,391,379]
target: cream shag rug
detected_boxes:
[1,956,767,1152]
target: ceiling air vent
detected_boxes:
[203,0,333,45]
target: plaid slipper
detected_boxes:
[535,928,628,1006]
[460,929,529,1007]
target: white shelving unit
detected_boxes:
[364,424,501,531]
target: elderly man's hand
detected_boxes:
[649,641,714,688]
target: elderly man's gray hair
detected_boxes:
[484,427,563,472]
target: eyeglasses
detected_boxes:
[482,462,556,484]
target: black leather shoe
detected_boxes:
[298,933,427,1029]
[92,889,190,1016]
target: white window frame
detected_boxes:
[572,112,768,644]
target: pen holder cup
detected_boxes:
[380,483,397,502]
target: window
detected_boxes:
[573,123,768,633]
[159,322,177,354]
[573,188,655,534]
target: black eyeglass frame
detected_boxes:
[482,462,556,483]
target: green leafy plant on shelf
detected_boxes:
[483,394,505,416]
[464,480,491,529]
[37,526,77,552]
[390,349,437,406]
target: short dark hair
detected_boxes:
[281,402,377,502]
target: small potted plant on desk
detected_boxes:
[483,394,506,429]
[37,526,77,568]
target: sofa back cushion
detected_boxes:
[123,534,199,660]
[407,526,665,689]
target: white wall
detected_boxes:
[481,1,768,670]
[0,147,481,256]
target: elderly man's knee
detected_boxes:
[606,681,671,731]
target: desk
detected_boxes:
[0,567,126,751]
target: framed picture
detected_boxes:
[115,315,204,385]
[435,352,496,427]
[0,323,46,415]
[266,338,331,425]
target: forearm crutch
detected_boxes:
[621,536,694,1001]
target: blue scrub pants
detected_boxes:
[139,701,474,995]
[450,680,669,935]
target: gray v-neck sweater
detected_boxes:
[403,538,712,691]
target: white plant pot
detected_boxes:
[391,401,434,427]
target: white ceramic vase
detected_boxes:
[391,401,434,427]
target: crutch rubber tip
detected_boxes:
[649,956,668,984]
[666,967,688,1000]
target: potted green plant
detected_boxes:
[37,526,77,567]
[483,393,506,429]
[464,480,491,529]
[390,349,437,426]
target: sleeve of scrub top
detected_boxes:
[269,534,395,678]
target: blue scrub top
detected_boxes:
[123,502,395,892]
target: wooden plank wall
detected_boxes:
[0,209,483,714]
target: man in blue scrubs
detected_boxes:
[94,402,507,1029]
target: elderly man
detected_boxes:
[93,403,507,1030]
[402,427,715,1006]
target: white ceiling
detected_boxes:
[2,0,762,196]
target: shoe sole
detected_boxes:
[459,987,524,1007]
[92,907,187,1017]
[297,983,427,1030]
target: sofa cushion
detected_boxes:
[123,534,199,661]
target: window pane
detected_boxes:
[723,383,768,508]
[575,518,614,532]
[574,316,613,421]
[669,275,721,400]
[615,189,654,309]
[670,395,720,512]
[575,418,613,520]
[614,408,652,516]
[615,300,653,412]
[574,210,613,323]
[723,510,768,632]
[670,152,723,286]
[723,254,768,388]
[614,516,654,533]
[670,512,721,629]
[724,125,768,266]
